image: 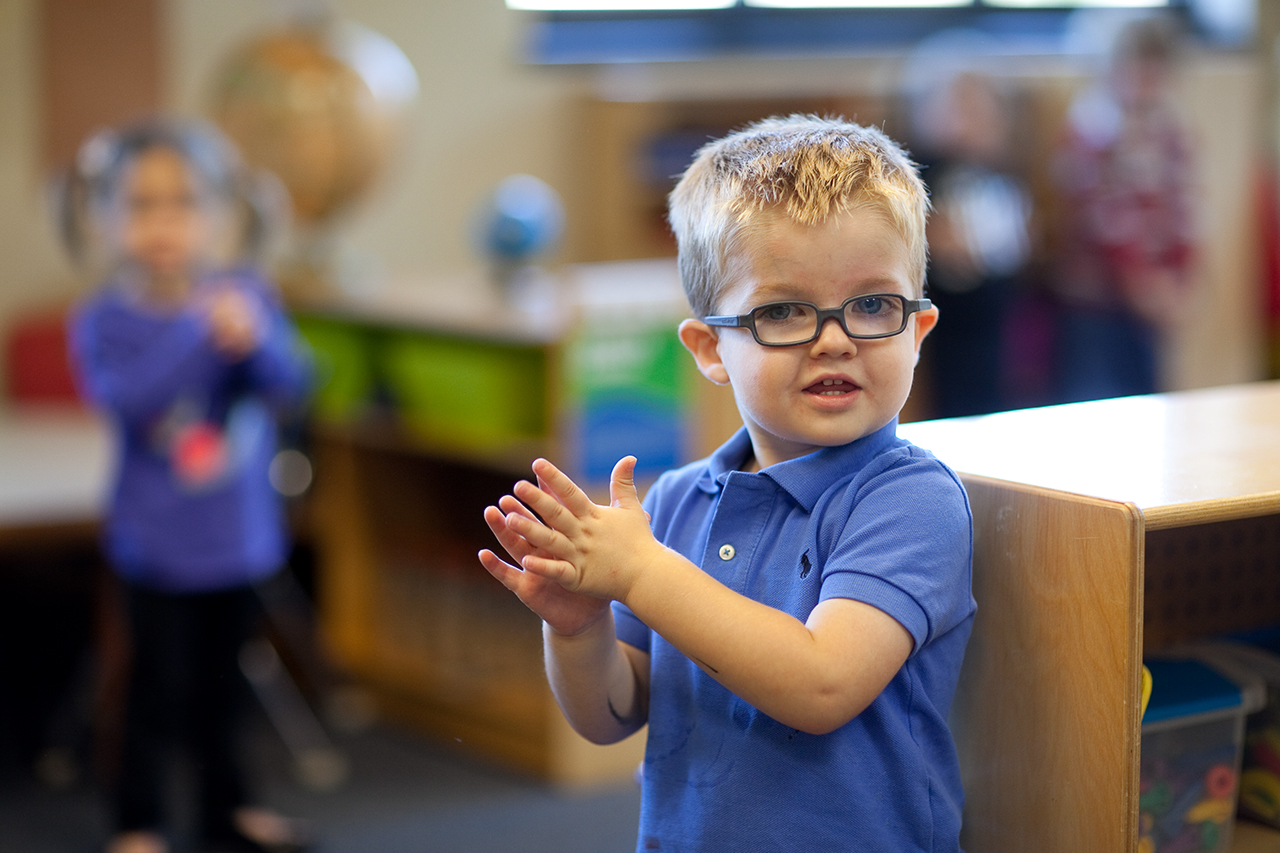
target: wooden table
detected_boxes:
[899,381,1280,853]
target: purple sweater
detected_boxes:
[69,269,312,592]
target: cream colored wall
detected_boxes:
[0,1,597,326]
[0,0,79,322]
[0,0,1270,395]
[166,0,595,290]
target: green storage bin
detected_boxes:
[294,315,377,423]
[378,330,548,451]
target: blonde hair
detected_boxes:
[668,115,929,318]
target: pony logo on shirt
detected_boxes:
[800,549,812,579]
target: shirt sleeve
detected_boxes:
[241,301,313,409]
[819,453,974,654]
[612,601,651,653]
[224,271,313,409]
[68,296,220,425]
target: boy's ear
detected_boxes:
[911,305,939,365]
[678,318,731,386]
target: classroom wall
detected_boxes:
[0,0,76,326]
[166,0,596,289]
[0,0,1272,398]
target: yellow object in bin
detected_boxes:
[1142,664,1153,720]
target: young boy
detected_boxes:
[479,115,975,852]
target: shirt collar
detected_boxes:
[698,427,755,493]
[696,419,901,511]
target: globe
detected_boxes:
[475,174,566,266]
[208,12,418,299]
[473,174,566,308]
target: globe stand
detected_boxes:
[493,261,562,318]
[474,173,565,317]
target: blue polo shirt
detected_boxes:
[613,421,974,852]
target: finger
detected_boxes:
[478,548,526,591]
[530,458,595,516]
[520,553,580,588]
[609,456,641,510]
[497,494,539,524]
[512,479,578,534]
[498,493,559,546]
[536,472,569,508]
[506,509,563,553]
[484,505,536,564]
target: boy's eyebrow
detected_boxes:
[742,278,910,304]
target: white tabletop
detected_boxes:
[899,381,1280,529]
[0,406,111,528]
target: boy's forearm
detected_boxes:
[622,550,907,735]
[543,614,647,745]
[510,455,906,734]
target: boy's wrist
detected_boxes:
[617,541,689,620]
[542,604,612,641]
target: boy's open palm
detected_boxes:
[502,457,664,603]
[479,495,610,637]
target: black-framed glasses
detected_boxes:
[703,293,932,347]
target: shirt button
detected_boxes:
[718,544,735,561]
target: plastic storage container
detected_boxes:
[1176,641,1280,830]
[1139,656,1264,853]
[293,315,378,423]
[377,330,548,452]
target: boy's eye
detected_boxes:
[755,302,810,322]
[850,296,888,315]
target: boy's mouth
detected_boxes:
[805,378,858,396]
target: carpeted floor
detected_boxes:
[0,717,643,853]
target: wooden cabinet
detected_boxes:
[298,266,742,786]
[899,381,1280,853]
[577,94,887,263]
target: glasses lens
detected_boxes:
[751,302,817,345]
[844,295,906,337]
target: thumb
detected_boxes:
[609,456,640,509]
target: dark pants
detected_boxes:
[115,582,258,842]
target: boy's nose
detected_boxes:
[810,316,857,354]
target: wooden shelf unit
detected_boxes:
[1233,821,1280,852]
[899,381,1280,853]
[578,94,887,264]
[299,271,743,787]
[310,428,650,786]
